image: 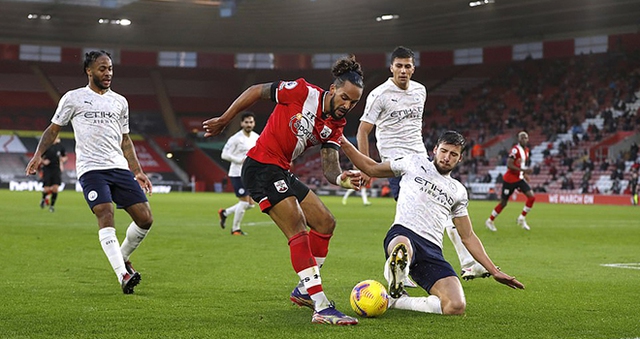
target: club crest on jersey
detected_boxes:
[280,81,298,90]
[274,179,288,193]
[320,126,332,139]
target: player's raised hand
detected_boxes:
[202,117,227,138]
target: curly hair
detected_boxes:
[331,54,364,89]
[83,50,111,74]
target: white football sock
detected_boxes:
[296,257,325,295]
[390,295,442,314]
[225,202,241,216]
[446,225,475,269]
[297,266,330,311]
[232,201,250,232]
[120,222,149,261]
[98,227,127,282]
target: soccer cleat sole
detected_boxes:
[461,271,492,281]
[311,313,358,325]
[122,272,141,294]
[388,244,408,299]
[218,208,226,229]
[290,295,314,310]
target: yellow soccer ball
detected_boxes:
[349,280,389,317]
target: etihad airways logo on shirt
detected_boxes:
[84,111,117,119]
[390,107,423,121]
[83,111,119,124]
[414,176,455,206]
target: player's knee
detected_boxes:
[320,214,336,233]
[138,214,153,229]
[442,298,466,315]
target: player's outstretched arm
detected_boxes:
[321,147,362,190]
[203,83,270,138]
[339,136,393,179]
[355,121,374,186]
[26,123,62,175]
[453,215,525,290]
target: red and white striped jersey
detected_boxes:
[503,144,529,183]
[247,78,345,170]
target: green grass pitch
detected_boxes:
[1,189,639,338]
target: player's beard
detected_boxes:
[328,96,346,120]
[92,75,110,91]
[433,160,453,175]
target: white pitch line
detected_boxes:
[243,221,276,227]
[600,263,640,270]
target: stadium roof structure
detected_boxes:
[0,0,639,54]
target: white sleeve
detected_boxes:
[51,92,75,126]
[360,91,384,125]
[451,185,469,218]
[389,157,408,177]
[120,97,130,134]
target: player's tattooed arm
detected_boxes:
[260,83,272,100]
[121,133,143,175]
[321,147,342,183]
[26,123,62,175]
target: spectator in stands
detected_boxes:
[202,55,364,325]
[25,50,153,295]
[611,178,621,194]
[532,163,541,175]
[356,46,489,281]
[561,174,574,190]
[547,162,559,181]
[611,168,624,181]
[217,112,260,236]
[485,131,535,231]
[599,158,610,171]
[582,157,595,172]
[38,137,67,212]
[630,142,639,162]
[534,184,547,193]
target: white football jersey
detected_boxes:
[390,153,469,248]
[221,129,260,177]
[51,86,130,178]
[360,78,427,161]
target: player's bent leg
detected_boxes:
[429,276,466,315]
[384,237,412,298]
[300,190,336,235]
[125,202,153,229]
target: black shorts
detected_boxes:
[500,180,531,200]
[383,225,457,293]
[229,176,249,197]
[241,157,310,213]
[78,169,148,211]
[41,168,62,186]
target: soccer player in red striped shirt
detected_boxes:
[203,56,364,325]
